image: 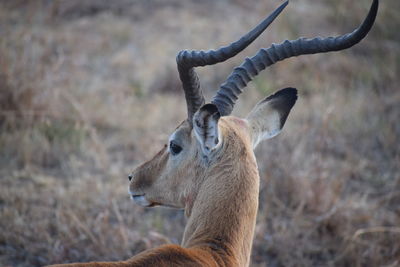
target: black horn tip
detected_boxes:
[284,0,289,7]
[360,0,379,33]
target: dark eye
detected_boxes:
[170,141,182,155]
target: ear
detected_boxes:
[246,87,297,148]
[193,103,221,156]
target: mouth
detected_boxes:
[129,193,153,207]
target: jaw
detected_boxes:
[130,192,185,209]
[131,195,153,207]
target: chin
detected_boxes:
[131,195,152,207]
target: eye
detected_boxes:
[169,141,182,155]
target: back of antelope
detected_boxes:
[48,0,378,266]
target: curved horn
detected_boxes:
[212,0,379,116]
[177,0,289,125]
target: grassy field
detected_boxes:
[1,0,399,266]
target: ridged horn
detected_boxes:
[212,0,379,116]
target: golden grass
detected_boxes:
[1,0,399,266]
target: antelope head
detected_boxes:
[128,0,378,219]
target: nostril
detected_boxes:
[128,174,133,181]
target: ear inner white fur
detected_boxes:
[247,87,297,148]
[193,104,221,157]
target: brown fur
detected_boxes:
[48,118,259,267]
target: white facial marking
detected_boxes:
[168,131,178,154]
[131,195,152,207]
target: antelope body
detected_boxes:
[49,0,378,266]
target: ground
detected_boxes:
[0,0,399,266]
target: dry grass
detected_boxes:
[0,0,399,266]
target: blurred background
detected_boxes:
[0,0,399,266]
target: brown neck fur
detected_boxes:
[182,119,260,266]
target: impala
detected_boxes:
[49,0,378,266]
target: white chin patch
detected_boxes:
[131,195,152,207]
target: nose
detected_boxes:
[128,174,133,181]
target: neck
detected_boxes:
[181,131,259,266]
